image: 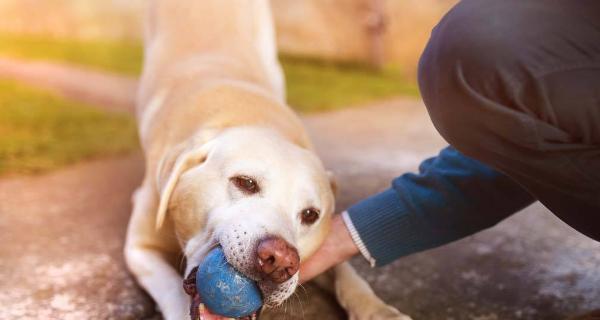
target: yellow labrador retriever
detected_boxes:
[124,0,411,319]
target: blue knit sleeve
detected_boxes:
[345,146,535,266]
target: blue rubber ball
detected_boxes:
[196,247,263,318]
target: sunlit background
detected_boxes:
[0,0,455,175]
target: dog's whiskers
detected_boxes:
[297,283,308,297]
[295,283,308,320]
[293,290,306,320]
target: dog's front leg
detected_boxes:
[333,262,412,320]
[125,186,189,320]
[126,245,189,319]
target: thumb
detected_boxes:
[299,213,359,283]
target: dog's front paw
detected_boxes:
[348,303,412,320]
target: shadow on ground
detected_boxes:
[1,99,599,319]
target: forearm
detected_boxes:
[346,147,535,266]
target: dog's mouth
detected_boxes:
[183,266,261,320]
[183,228,299,317]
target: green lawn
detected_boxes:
[0,79,138,175]
[281,56,418,112]
[0,33,418,112]
[0,33,142,76]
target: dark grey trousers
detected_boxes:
[418,0,600,239]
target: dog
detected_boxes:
[124,0,412,319]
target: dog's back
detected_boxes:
[138,0,284,113]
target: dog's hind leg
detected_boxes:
[252,0,286,101]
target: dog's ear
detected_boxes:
[327,170,337,196]
[155,141,215,229]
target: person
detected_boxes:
[299,0,600,283]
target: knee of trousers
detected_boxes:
[417,0,540,154]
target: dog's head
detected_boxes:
[156,126,335,307]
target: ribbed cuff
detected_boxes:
[346,188,424,266]
[341,211,376,267]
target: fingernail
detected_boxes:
[198,303,205,320]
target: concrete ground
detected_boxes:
[1,60,599,320]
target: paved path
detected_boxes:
[1,60,599,319]
[0,57,137,113]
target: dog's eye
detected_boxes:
[231,175,260,194]
[300,208,320,225]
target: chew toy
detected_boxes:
[186,247,262,319]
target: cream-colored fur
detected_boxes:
[124,0,411,319]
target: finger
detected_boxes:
[198,303,227,320]
[299,214,358,283]
[299,247,335,283]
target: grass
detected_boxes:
[281,56,418,112]
[0,33,419,112]
[0,33,142,75]
[0,79,138,175]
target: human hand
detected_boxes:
[299,213,359,283]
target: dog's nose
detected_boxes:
[255,236,299,283]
